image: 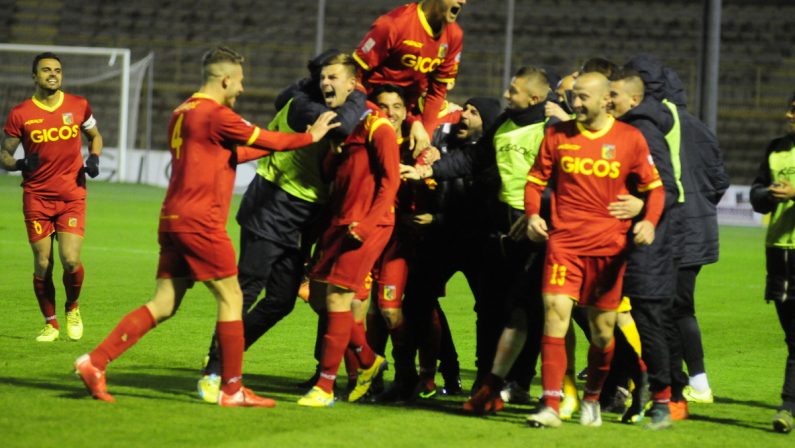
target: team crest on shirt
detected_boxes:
[438,44,448,58]
[62,113,73,125]
[383,285,397,301]
[601,144,616,160]
[68,218,78,228]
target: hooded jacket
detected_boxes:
[619,96,679,299]
[626,54,730,266]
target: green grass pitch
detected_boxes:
[0,175,790,447]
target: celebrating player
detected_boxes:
[73,47,338,406]
[1,52,103,342]
[353,0,465,152]
[524,72,665,428]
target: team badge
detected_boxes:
[383,285,397,301]
[438,44,448,58]
[362,37,376,53]
[363,272,373,292]
[62,113,73,125]
[68,217,78,228]
[601,144,616,160]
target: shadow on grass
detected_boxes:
[713,396,779,411]
[687,413,776,433]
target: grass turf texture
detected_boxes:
[0,175,789,447]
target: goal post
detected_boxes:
[0,44,150,183]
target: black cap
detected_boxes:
[464,97,502,131]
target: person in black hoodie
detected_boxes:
[625,54,730,416]
[402,66,555,413]
[606,69,679,429]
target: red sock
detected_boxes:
[583,340,616,402]
[217,320,245,395]
[349,320,375,368]
[541,335,567,412]
[344,348,360,381]
[90,306,156,370]
[652,386,672,404]
[418,308,441,379]
[33,275,58,328]
[317,311,353,393]
[63,265,84,312]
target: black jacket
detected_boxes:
[620,97,679,299]
[627,54,730,267]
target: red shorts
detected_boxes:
[23,193,86,242]
[156,231,237,282]
[310,224,393,298]
[542,250,626,310]
[372,234,409,310]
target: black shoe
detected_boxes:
[441,376,463,396]
[297,367,321,389]
[375,380,414,403]
[622,372,651,424]
[577,368,588,381]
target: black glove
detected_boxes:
[85,154,100,178]
[14,153,39,172]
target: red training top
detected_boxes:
[525,117,664,256]
[4,91,96,200]
[159,93,313,233]
[325,103,400,242]
[353,1,463,137]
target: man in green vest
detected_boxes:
[402,65,554,412]
[751,93,795,434]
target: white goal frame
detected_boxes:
[0,43,131,182]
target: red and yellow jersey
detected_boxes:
[159,93,313,233]
[3,91,96,200]
[525,117,663,256]
[327,103,400,240]
[353,1,463,135]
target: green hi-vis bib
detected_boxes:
[493,118,546,210]
[662,100,685,203]
[767,143,795,248]
[256,99,330,204]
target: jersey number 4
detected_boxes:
[170,113,185,159]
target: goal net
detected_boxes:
[0,44,153,182]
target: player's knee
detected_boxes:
[33,255,51,274]
[61,257,81,273]
[381,308,403,329]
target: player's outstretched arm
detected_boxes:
[307,111,340,142]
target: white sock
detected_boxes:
[689,373,710,392]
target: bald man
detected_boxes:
[524,72,665,428]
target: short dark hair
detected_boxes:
[610,67,642,82]
[32,52,61,73]
[581,57,618,78]
[514,66,550,87]
[201,46,245,79]
[371,84,406,103]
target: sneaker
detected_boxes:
[577,368,588,381]
[218,386,276,408]
[297,386,335,408]
[413,378,437,400]
[74,354,114,402]
[682,385,714,404]
[580,400,602,427]
[65,308,83,341]
[621,372,650,424]
[197,374,221,404]
[644,402,673,430]
[348,355,387,402]
[602,386,629,414]
[669,400,689,421]
[441,376,463,396]
[500,381,531,404]
[527,406,562,428]
[559,393,581,420]
[773,409,793,434]
[463,384,504,415]
[36,323,59,342]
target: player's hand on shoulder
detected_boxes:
[632,220,655,246]
[526,214,549,243]
[545,102,572,122]
[607,194,643,219]
[308,111,340,142]
[84,154,100,178]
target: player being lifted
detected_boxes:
[73,47,338,406]
[1,52,103,342]
[353,0,465,154]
